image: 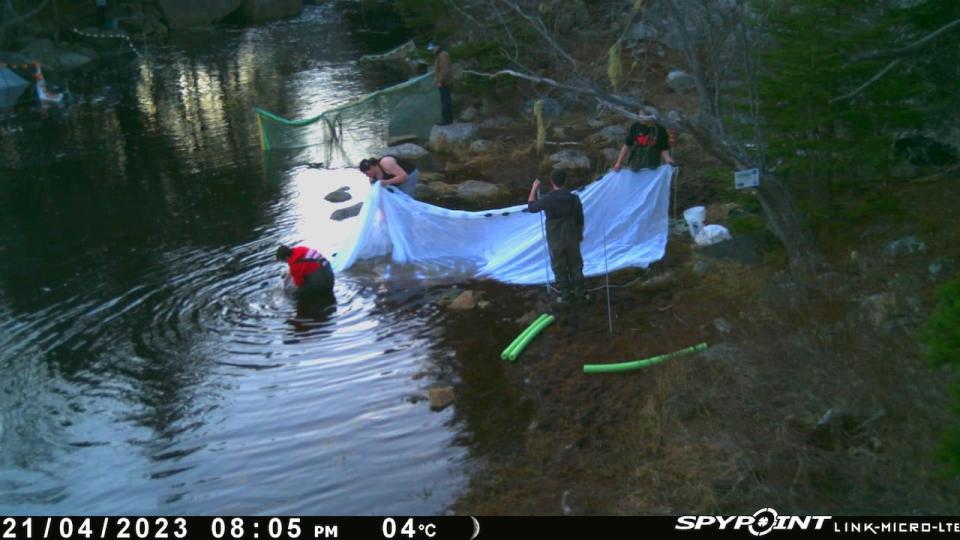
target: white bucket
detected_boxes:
[683,206,706,239]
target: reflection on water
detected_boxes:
[0,5,470,514]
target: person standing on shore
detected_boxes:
[526,170,585,304]
[428,41,453,126]
[613,106,675,172]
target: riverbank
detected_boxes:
[364,37,960,515]
[432,176,960,514]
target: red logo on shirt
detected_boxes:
[635,133,655,147]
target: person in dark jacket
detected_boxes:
[276,245,335,301]
[527,170,585,303]
[427,41,453,125]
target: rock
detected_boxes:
[428,387,455,411]
[158,0,243,28]
[457,180,501,201]
[860,292,898,328]
[480,116,512,128]
[330,202,363,221]
[761,271,805,312]
[523,97,562,119]
[884,235,928,258]
[459,106,479,122]
[602,148,621,165]
[929,261,943,277]
[628,21,659,41]
[429,123,478,149]
[417,181,457,199]
[814,271,850,295]
[666,70,697,93]
[810,408,884,450]
[697,234,766,265]
[640,271,674,290]
[418,171,446,183]
[713,318,734,334]
[19,39,60,70]
[546,149,590,171]
[405,394,429,404]
[588,124,627,146]
[58,51,94,71]
[0,52,28,65]
[240,0,302,22]
[468,139,494,154]
[324,187,352,203]
[516,310,539,325]
[448,290,477,310]
[380,143,428,159]
[692,258,714,275]
[586,117,606,129]
[387,134,418,146]
[700,343,743,362]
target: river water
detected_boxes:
[0,5,510,515]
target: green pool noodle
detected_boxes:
[501,314,550,360]
[582,342,709,373]
[506,314,555,362]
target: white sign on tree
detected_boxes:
[735,168,760,189]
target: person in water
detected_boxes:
[359,155,420,198]
[526,169,585,304]
[276,245,334,300]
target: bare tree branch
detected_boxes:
[850,17,960,63]
[497,0,578,69]
[829,58,902,104]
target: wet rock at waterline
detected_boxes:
[331,202,363,221]
[325,187,352,203]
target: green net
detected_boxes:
[255,71,440,158]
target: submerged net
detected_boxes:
[328,167,674,285]
[255,71,440,155]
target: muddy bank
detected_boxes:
[379,98,960,513]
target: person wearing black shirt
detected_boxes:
[359,155,420,198]
[527,170,585,304]
[613,106,675,172]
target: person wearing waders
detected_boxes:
[526,170,585,306]
[276,245,335,302]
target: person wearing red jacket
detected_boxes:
[276,245,334,299]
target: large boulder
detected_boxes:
[240,0,302,22]
[666,70,697,93]
[58,51,95,71]
[18,39,59,69]
[457,180,501,201]
[588,124,627,146]
[468,139,495,154]
[429,123,478,149]
[158,0,243,29]
[522,97,562,119]
[480,116,512,129]
[416,181,457,199]
[546,149,590,171]
[380,143,428,159]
